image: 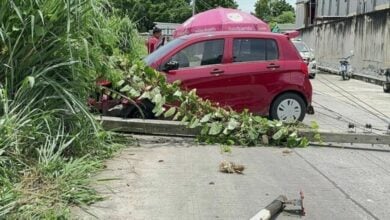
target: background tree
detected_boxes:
[195,0,238,13]
[274,11,295,24]
[254,0,271,21]
[111,0,192,32]
[269,0,294,17]
[254,0,295,23]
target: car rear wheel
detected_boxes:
[127,100,155,119]
[270,93,306,122]
[384,83,390,93]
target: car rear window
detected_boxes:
[233,38,279,62]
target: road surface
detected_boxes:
[73,73,390,220]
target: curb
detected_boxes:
[98,117,390,145]
[317,66,386,86]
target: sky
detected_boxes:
[237,0,296,13]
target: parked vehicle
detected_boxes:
[292,39,317,79]
[339,52,354,80]
[384,68,390,93]
[144,31,314,122]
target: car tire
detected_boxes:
[384,83,390,93]
[341,71,350,80]
[127,100,155,119]
[270,93,306,122]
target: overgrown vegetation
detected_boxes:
[0,0,143,218]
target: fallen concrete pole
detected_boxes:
[249,195,287,220]
[98,116,390,145]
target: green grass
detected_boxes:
[0,0,142,218]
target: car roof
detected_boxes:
[177,31,288,40]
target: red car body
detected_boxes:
[145,31,313,120]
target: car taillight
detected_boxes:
[301,62,309,77]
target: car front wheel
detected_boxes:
[270,93,306,122]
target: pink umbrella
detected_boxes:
[173,7,270,38]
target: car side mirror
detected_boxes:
[164,61,179,71]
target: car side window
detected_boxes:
[233,38,279,62]
[169,39,224,69]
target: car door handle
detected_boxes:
[210,69,224,75]
[267,64,280,69]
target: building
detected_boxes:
[153,22,181,40]
[296,0,390,78]
[296,0,390,28]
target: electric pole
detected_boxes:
[193,0,196,15]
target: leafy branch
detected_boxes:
[110,61,309,148]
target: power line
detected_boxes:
[316,77,390,124]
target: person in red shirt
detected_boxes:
[146,27,162,54]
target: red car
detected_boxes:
[144,31,313,122]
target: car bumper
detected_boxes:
[308,61,317,74]
[307,105,315,115]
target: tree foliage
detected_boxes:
[111,0,192,32]
[274,11,295,24]
[255,0,295,23]
[195,0,239,13]
[107,61,310,148]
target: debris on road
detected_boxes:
[250,192,305,220]
[219,161,245,174]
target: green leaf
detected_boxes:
[181,115,189,123]
[272,128,287,140]
[173,90,182,97]
[120,85,131,92]
[227,118,240,130]
[129,88,140,97]
[152,94,162,104]
[154,106,165,117]
[189,118,200,129]
[116,80,125,87]
[139,91,151,100]
[200,114,211,123]
[209,122,223,136]
[26,76,35,88]
[173,111,181,121]
[200,126,209,135]
[164,107,176,118]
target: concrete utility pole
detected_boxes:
[193,0,196,15]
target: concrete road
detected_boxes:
[305,74,390,134]
[73,136,390,220]
[72,74,390,220]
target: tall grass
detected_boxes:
[0,0,143,218]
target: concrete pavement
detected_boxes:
[72,74,390,220]
[304,73,390,134]
[73,136,390,220]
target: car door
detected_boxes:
[162,39,233,106]
[221,37,288,115]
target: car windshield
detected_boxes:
[144,38,184,65]
[293,42,309,53]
